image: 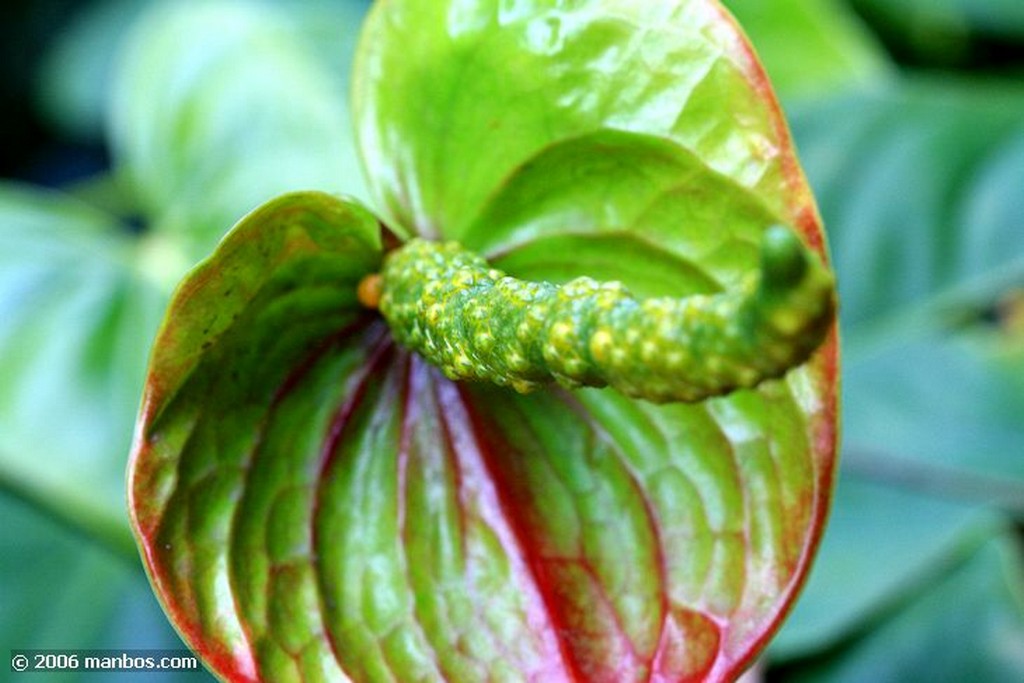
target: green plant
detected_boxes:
[119,0,839,679]
[3,0,1023,681]
[124,1,840,680]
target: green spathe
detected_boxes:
[379,227,835,402]
[128,0,841,680]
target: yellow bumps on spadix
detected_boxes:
[377,227,835,404]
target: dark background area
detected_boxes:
[1,1,96,182]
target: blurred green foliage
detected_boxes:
[0,0,1021,680]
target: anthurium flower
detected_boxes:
[128,1,839,681]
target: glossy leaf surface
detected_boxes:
[355,0,822,243]
[131,193,381,681]
[130,1,838,681]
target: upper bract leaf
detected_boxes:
[354,0,821,245]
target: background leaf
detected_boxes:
[0,490,213,682]
[792,80,1024,339]
[0,184,163,551]
[791,78,1024,495]
[770,477,1002,657]
[771,75,1024,676]
[35,0,153,142]
[779,532,1024,682]
[843,335,1024,489]
[109,0,369,261]
[722,0,892,99]
[35,0,372,144]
